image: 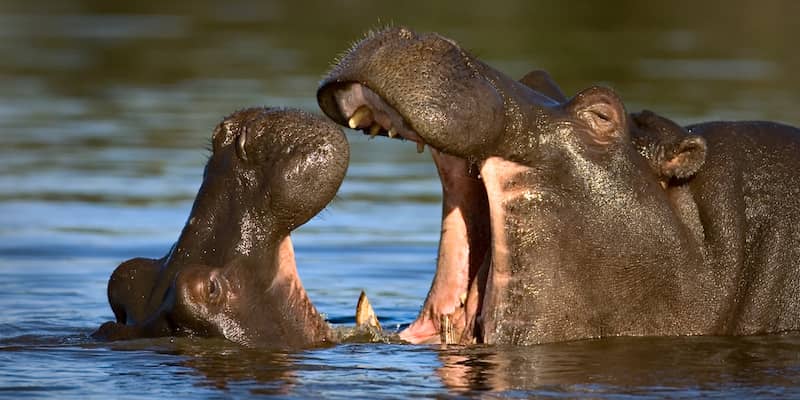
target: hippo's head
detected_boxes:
[95,108,348,347]
[318,28,709,345]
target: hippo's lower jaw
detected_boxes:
[95,235,328,346]
[166,236,331,346]
[323,82,516,344]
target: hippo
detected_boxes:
[93,107,349,348]
[317,27,800,345]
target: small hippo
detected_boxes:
[317,27,800,345]
[94,108,349,348]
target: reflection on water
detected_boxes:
[4,333,800,397]
[437,337,800,396]
[1,0,799,398]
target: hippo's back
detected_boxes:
[686,120,800,334]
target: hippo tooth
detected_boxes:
[388,127,398,138]
[369,123,381,137]
[459,292,467,307]
[416,142,425,153]
[348,106,372,129]
[439,314,454,344]
[355,290,382,331]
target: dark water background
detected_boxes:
[1,0,800,398]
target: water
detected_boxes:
[1,0,799,398]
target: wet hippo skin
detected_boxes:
[317,27,800,345]
[516,70,709,186]
[94,108,349,348]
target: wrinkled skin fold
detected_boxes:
[317,27,800,345]
[94,108,349,348]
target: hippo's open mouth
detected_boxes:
[320,80,495,344]
[318,27,551,344]
[327,83,428,151]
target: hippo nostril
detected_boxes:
[237,127,248,162]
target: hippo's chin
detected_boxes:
[322,81,511,344]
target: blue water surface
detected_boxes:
[2,0,800,398]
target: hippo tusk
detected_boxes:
[355,290,381,331]
[348,106,372,129]
[369,123,381,137]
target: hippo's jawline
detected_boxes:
[333,82,501,344]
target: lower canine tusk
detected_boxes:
[440,314,454,344]
[355,290,382,331]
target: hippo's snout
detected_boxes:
[318,27,506,159]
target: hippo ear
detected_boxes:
[519,70,568,103]
[567,86,627,144]
[631,110,707,181]
[660,136,707,180]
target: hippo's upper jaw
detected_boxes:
[97,108,349,348]
[318,27,562,162]
[318,28,503,344]
[318,28,715,345]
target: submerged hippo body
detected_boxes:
[317,27,800,345]
[95,108,349,348]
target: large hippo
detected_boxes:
[93,108,349,348]
[317,27,800,345]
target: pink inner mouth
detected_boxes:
[400,149,491,344]
[332,83,492,344]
